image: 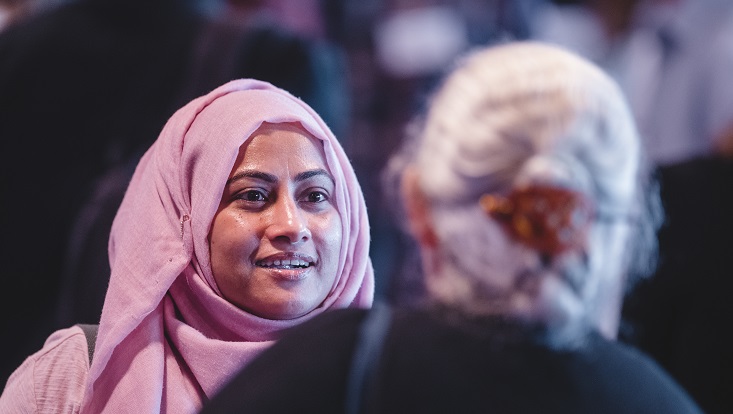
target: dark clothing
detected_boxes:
[203,306,704,414]
[622,155,733,414]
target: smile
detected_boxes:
[256,258,313,269]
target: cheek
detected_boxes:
[314,213,343,268]
[209,221,233,289]
[209,213,257,275]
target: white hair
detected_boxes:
[402,41,661,347]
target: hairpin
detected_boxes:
[479,185,594,255]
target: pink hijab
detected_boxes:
[80,79,374,413]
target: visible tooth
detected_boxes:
[258,259,312,268]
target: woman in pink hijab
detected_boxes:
[0,79,374,413]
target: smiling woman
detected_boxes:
[0,80,374,413]
[210,122,343,320]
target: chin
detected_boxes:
[260,297,320,320]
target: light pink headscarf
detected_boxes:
[80,79,374,413]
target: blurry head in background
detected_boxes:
[0,0,23,29]
[388,41,661,348]
[0,0,61,30]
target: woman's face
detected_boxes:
[209,123,342,320]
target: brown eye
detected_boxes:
[305,191,328,203]
[238,190,268,202]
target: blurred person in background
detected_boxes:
[354,0,537,304]
[621,151,733,414]
[200,41,702,414]
[529,0,733,167]
[0,0,62,30]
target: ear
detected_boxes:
[401,166,439,249]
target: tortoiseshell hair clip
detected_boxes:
[479,185,595,255]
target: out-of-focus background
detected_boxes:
[1,1,731,413]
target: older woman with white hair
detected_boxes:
[397,38,652,348]
[200,42,703,414]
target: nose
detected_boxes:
[266,194,311,243]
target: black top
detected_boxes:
[622,155,733,414]
[202,306,704,414]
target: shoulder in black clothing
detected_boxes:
[202,308,367,414]
[203,307,703,414]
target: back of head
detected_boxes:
[403,41,659,347]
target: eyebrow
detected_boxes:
[295,169,335,184]
[226,169,334,186]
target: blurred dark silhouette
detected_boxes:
[0,0,349,383]
[0,0,63,31]
[622,155,733,414]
